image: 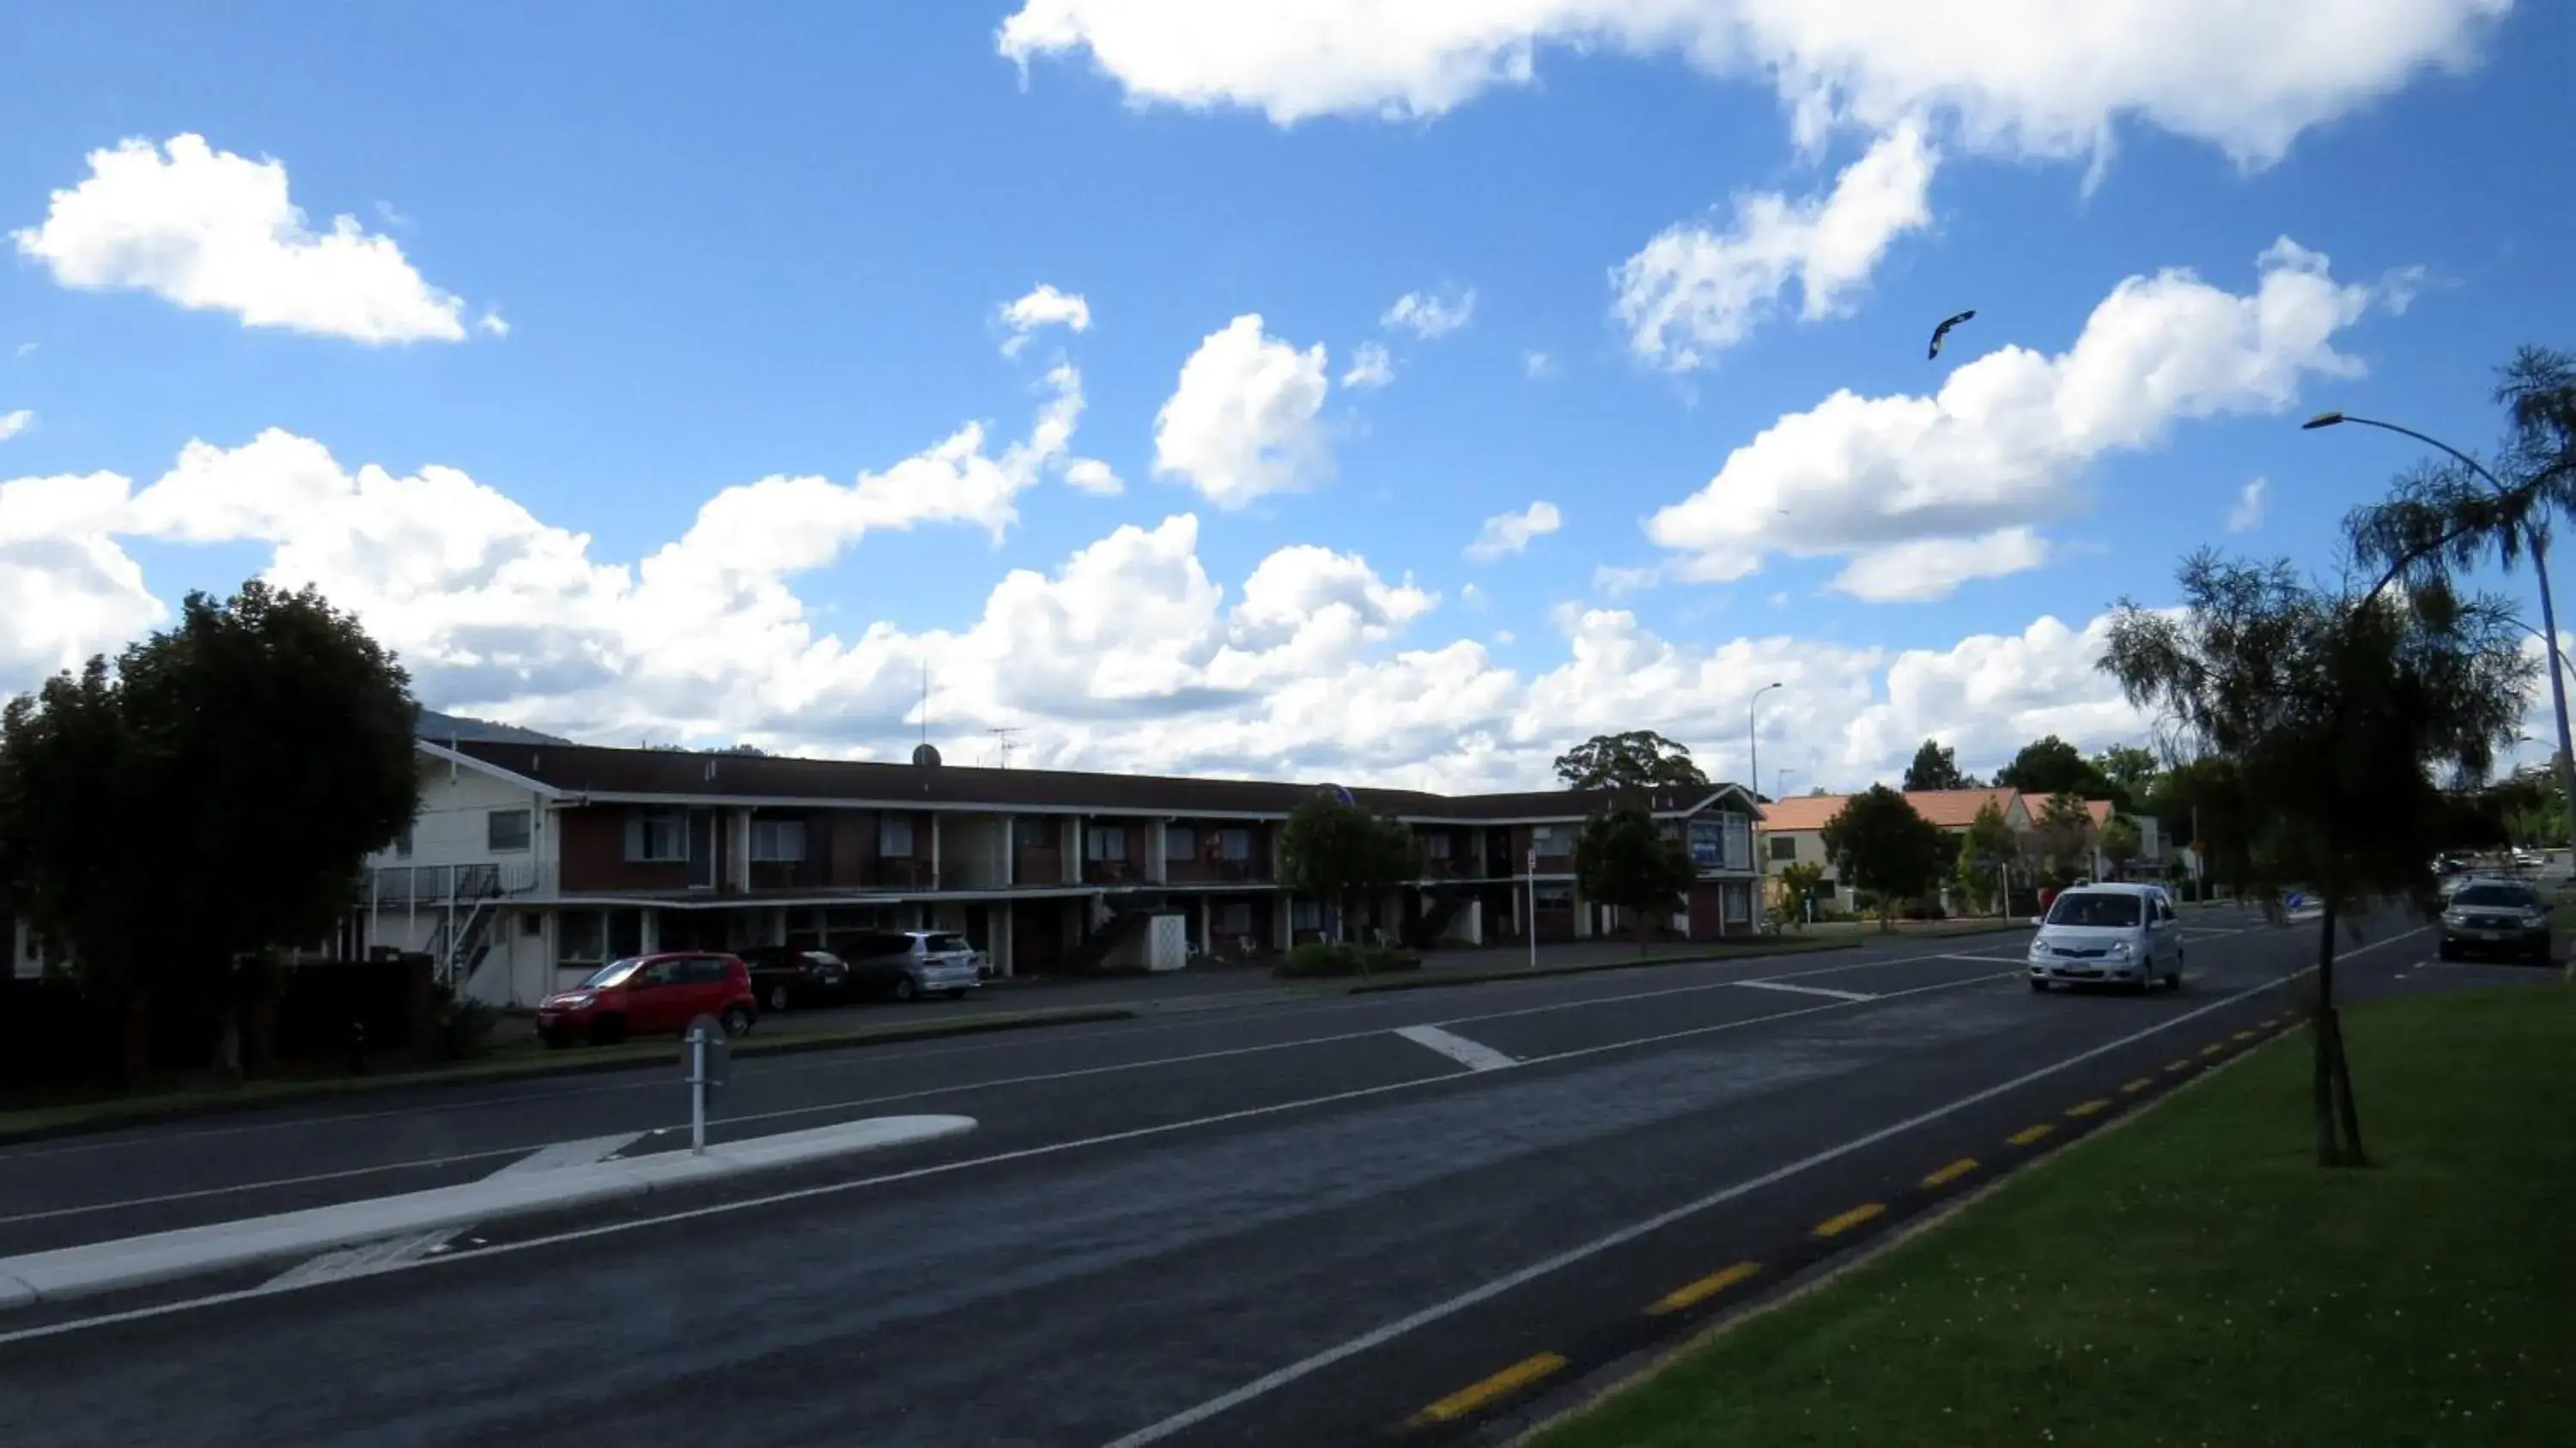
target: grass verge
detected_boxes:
[1352,939,1852,995]
[0,1005,1135,1146]
[1527,983,2576,1447]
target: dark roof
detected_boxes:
[448,739,1744,822]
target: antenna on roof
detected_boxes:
[919,658,930,748]
[989,727,1020,770]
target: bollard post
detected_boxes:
[689,1024,708,1157]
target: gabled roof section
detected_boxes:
[416,738,566,798]
[1755,786,2025,832]
[2022,794,2116,828]
[441,739,1753,822]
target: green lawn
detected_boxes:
[1531,985,2576,1448]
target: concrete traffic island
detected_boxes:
[0,1113,976,1310]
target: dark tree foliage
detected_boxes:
[1572,808,1698,952]
[0,583,420,1080]
[1277,790,1418,944]
[1552,731,1709,793]
[1992,735,2110,801]
[1901,739,1972,791]
[1819,785,1948,931]
[2102,551,2531,1165]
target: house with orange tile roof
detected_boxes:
[1756,788,2031,911]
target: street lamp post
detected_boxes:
[2306,411,2576,849]
[1750,681,1783,930]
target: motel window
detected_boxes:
[879,815,915,856]
[488,809,531,854]
[1769,835,1799,862]
[1217,828,1254,861]
[1165,826,1198,861]
[1216,902,1254,936]
[1531,824,1573,854]
[626,809,687,863]
[1291,899,1321,930]
[1422,833,1452,860]
[1012,817,1052,849]
[749,818,807,862]
[1086,826,1127,861]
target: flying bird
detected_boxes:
[1927,309,1976,360]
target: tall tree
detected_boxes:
[1819,786,1948,931]
[1901,738,1974,791]
[2027,792,2098,884]
[1552,731,1709,794]
[1572,809,1698,952]
[1992,735,2106,799]
[2098,815,2143,878]
[2092,745,2159,800]
[2103,551,2530,1166]
[1277,790,1419,945]
[1955,798,2019,916]
[0,583,420,1082]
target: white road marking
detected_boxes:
[255,1132,645,1290]
[1391,1025,1517,1073]
[1733,979,1876,1003]
[489,1132,643,1176]
[1096,928,2427,1447]
[1940,953,2032,965]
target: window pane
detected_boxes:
[1013,817,1051,848]
[1768,835,1798,861]
[558,910,605,964]
[1087,827,1127,861]
[1165,826,1196,861]
[880,816,914,855]
[489,809,531,853]
[607,909,645,958]
[1220,828,1253,861]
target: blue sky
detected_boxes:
[3,2,2571,792]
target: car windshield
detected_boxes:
[923,934,970,954]
[580,957,646,989]
[2452,885,2537,909]
[2046,893,2142,928]
[804,952,842,966]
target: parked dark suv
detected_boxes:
[2438,880,2553,964]
[735,946,851,1013]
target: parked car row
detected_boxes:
[536,930,987,1047]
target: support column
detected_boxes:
[1198,895,1212,958]
[1062,816,1081,885]
[994,908,1015,977]
[641,908,660,954]
[1147,819,1168,884]
[929,813,942,890]
[732,808,754,892]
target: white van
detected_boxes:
[2028,883,2184,994]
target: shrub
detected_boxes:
[1273,942,1423,978]
[427,981,500,1061]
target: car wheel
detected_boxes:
[2437,940,2460,961]
[767,983,791,1013]
[945,989,969,1001]
[891,976,919,1003]
[2029,977,2049,993]
[542,1031,570,1049]
[587,1015,626,1047]
[720,1004,754,1037]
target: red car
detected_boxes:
[538,952,758,1047]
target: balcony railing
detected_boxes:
[1082,858,1144,885]
[1163,858,1269,885]
[863,858,938,890]
[369,860,545,905]
[1417,857,1474,879]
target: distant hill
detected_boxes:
[416,707,570,745]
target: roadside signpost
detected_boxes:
[683,1014,731,1157]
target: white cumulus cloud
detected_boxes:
[1615,122,1935,369]
[1645,239,2391,600]
[999,283,1093,356]
[1340,339,1394,390]
[1465,501,1563,561]
[1830,527,2050,602]
[0,411,31,442]
[1152,313,1333,508]
[2227,476,2269,532]
[997,1,2508,169]
[12,134,474,344]
[1383,287,1475,339]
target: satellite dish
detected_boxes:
[1318,782,1356,807]
[912,743,942,768]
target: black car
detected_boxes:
[734,946,851,1012]
[2438,881,2553,964]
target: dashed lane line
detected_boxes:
[1645,1262,1762,1316]
[1406,1353,1567,1426]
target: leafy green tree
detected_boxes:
[2026,792,2097,885]
[1819,786,1947,932]
[2099,815,2142,878]
[1901,738,1974,791]
[2093,745,2159,800]
[0,582,420,1082]
[2103,551,2530,1166]
[1774,861,1827,928]
[1955,798,2018,915]
[1992,735,2101,797]
[1277,790,1418,944]
[1552,731,1709,794]
[1572,808,1698,952]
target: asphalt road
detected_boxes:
[0,904,2541,1447]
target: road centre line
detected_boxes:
[1734,980,1876,1003]
[1094,932,2420,1448]
[2,928,2421,1352]
[0,1147,527,1227]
